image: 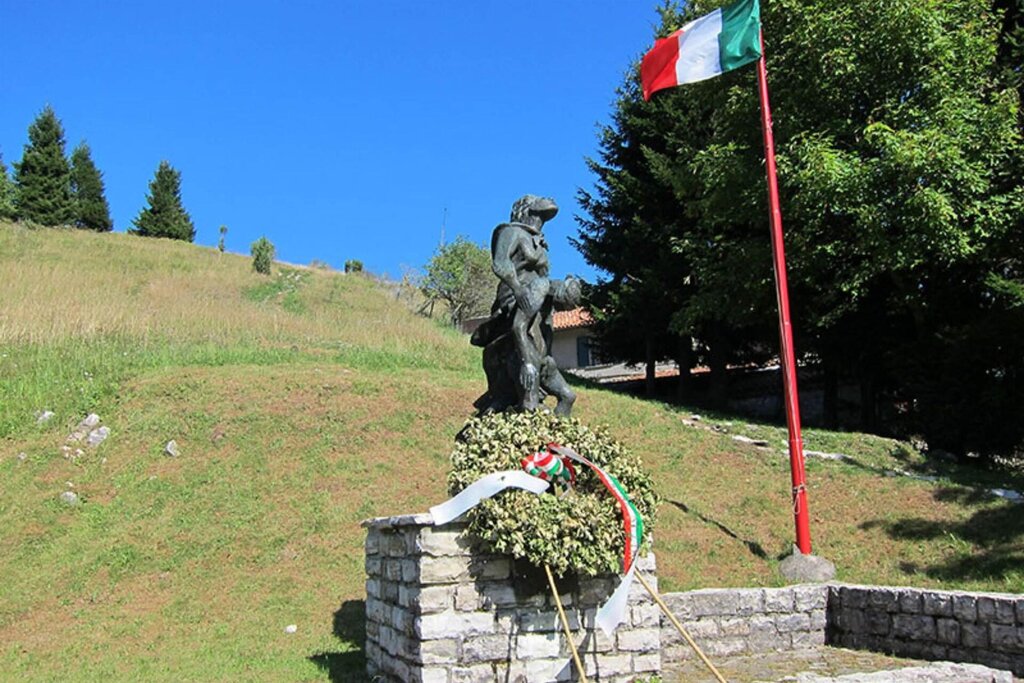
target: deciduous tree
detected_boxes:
[421,236,496,327]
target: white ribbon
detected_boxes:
[595,563,636,636]
[429,470,549,526]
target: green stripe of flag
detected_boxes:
[719,0,762,72]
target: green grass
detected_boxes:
[1,221,1023,680]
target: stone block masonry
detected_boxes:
[658,584,829,666]
[362,514,661,682]
[364,515,1023,679]
[827,585,1024,676]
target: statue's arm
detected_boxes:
[491,226,522,295]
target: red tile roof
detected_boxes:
[552,307,593,331]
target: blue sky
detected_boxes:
[1,1,660,281]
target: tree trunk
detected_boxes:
[708,326,729,409]
[860,372,876,431]
[823,349,839,428]
[675,335,695,402]
[645,335,657,397]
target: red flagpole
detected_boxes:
[756,29,812,555]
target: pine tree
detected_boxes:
[70,142,113,232]
[13,105,73,226]
[131,161,195,241]
[0,155,16,221]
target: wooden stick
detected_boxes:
[544,564,588,683]
[634,571,727,683]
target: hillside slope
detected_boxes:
[1,222,1021,681]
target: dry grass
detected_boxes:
[0,222,467,361]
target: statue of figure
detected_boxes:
[471,195,580,416]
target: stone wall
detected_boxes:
[827,585,1024,675]
[659,585,828,665]
[363,514,661,682]
[362,515,1024,680]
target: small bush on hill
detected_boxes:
[250,236,274,274]
[344,259,363,273]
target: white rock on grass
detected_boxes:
[87,426,110,448]
[67,414,100,443]
[36,410,55,425]
[164,440,180,457]
[17,452,27,461]
[805,449,848,461]
[59,491,80,506]
[284,624,297,634]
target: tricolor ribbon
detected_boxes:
[546,443,645,635]
[521,448,576,486]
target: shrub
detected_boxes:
[344,259,363,273]
[448,411,658,576]
[250,236,274,275]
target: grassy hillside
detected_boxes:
[1,222,1022,681]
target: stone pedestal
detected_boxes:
[363,513,661,682]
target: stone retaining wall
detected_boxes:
[362,515,1024,680]
[657,584,1024,676]
[659,585,828,665]
[363,514,661,682]
[827,585,1024,675]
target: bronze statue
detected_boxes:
[472,195,579,416]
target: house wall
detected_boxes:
[551,328,591,370]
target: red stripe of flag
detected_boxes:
[641,30,681,101]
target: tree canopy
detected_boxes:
[70,142,113,232]
[0,156,16,221]
[13,105,74,226]
[421,236,497,327]
[579,0,1024,454]
[131,161,196,242]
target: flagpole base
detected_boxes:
[779,545,836,583]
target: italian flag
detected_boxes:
[641,0,762,101]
